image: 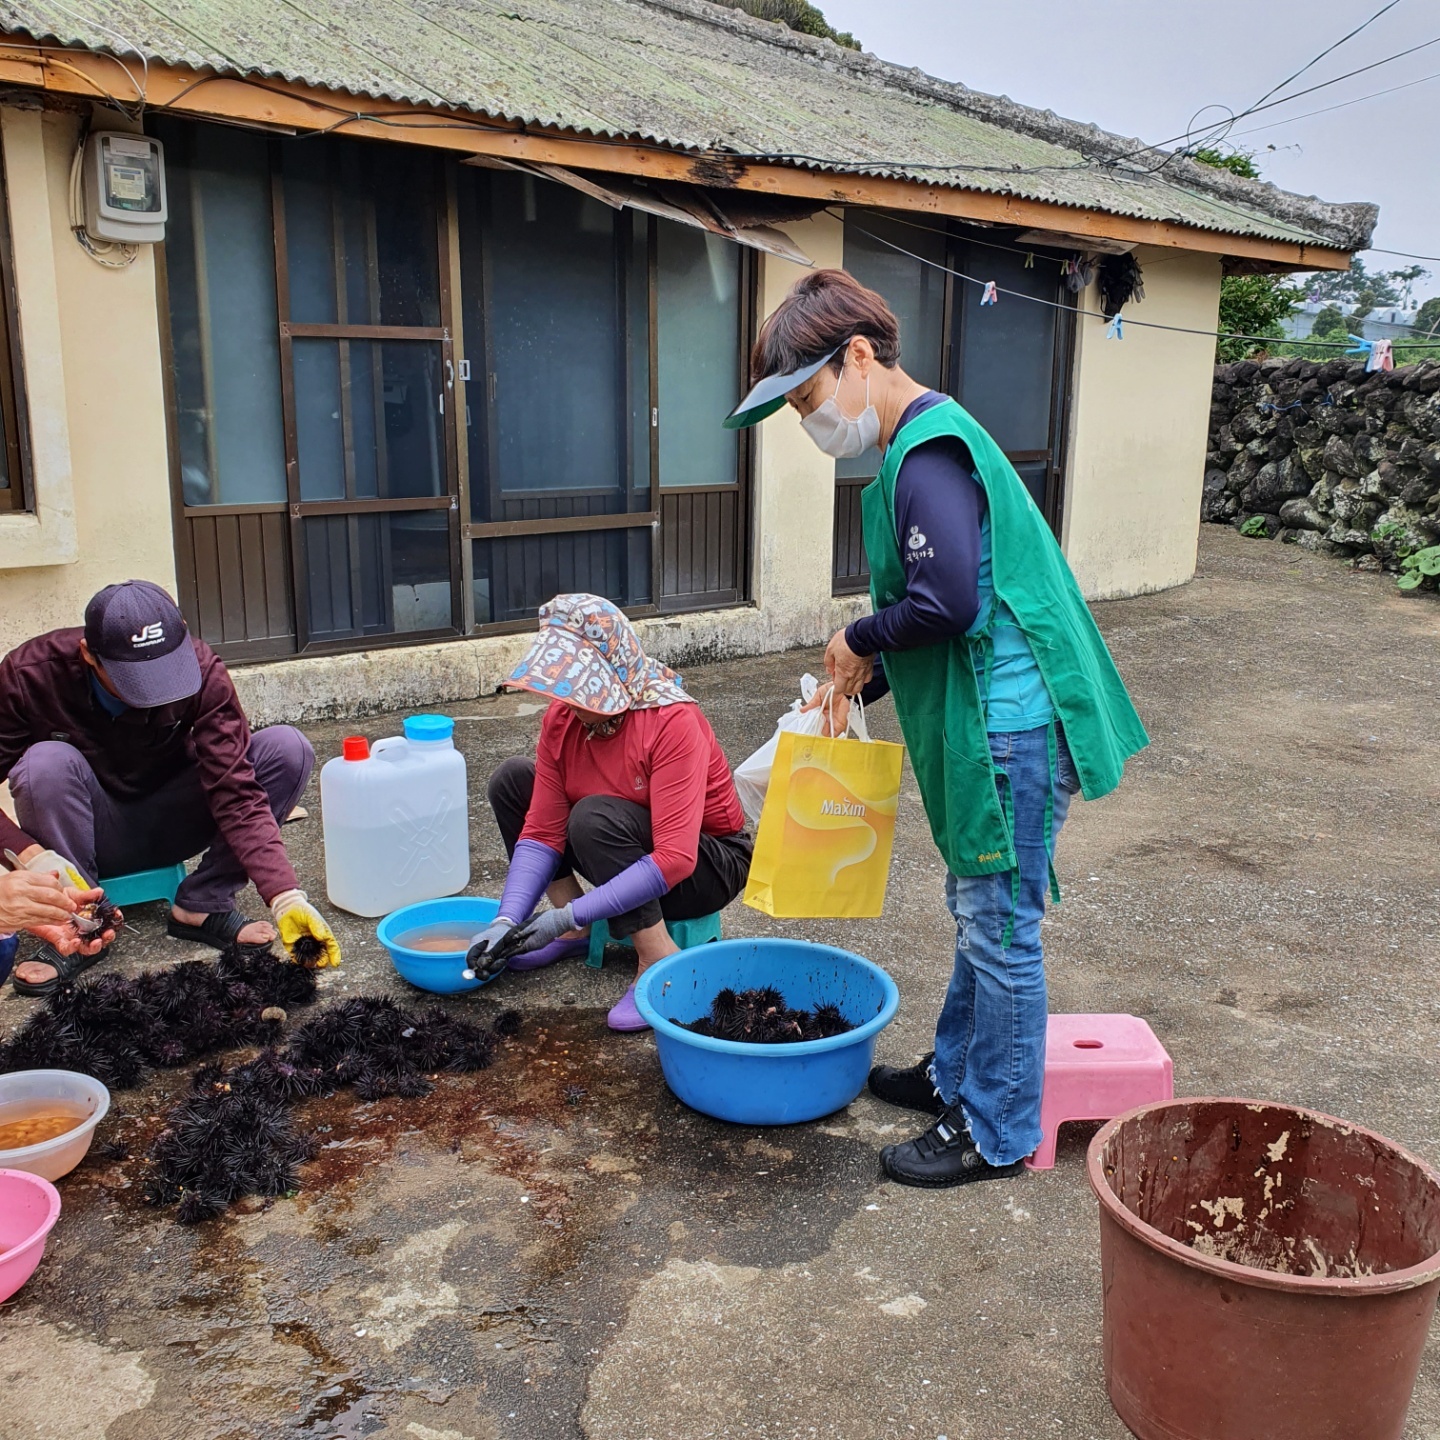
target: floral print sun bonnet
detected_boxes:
[505,593,693,716]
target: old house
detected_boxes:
[0,0,1374,717]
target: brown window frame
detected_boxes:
[0,136,32,513]
[831,212,1076,597]
[159,122,754,659]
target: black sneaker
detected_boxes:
[868,1051,945,1115]
[880,1108,1026,1189]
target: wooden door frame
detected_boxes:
[271,143,463,657]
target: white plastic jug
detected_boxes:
[320,714,470,917]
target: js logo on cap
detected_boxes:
[130,622,166,647]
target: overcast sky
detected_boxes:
[821,0,1439,301]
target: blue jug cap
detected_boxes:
[403,714,454,743]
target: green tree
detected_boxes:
[1350,288,1377,321]
[1194,149,1300,360]
[1310,304,1347,340]
[1301,258,1429,307]
[1215,273,1304,361]
[713,0,859,47]
[1414,296,1440,338]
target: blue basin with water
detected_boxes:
[377,896,501,994]
[634,938,899,1125]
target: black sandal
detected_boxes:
[10,941,106,998]
[165,909,260,951]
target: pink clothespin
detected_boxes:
[980,281,998,306]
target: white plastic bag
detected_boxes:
[734,675,867,825]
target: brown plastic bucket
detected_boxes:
[1087,1098,1440,1440]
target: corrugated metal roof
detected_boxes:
[0,0,1375,251]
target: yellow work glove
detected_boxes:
[268,888,341,968]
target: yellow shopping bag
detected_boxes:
[743,728,905,919]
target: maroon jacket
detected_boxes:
[0,629,297,901]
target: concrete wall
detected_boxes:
[0,105,175,652]
[1062,246,1222,599]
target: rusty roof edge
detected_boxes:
[643,0,1376,252]
[0,5,1375,253]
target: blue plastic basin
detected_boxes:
[377,897,501,995]
[634,939,900,1125]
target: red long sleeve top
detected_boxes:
[0,629,298,902]
[520,701,745,887]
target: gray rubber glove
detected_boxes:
[462,917,518,981]
[507,903,577,956]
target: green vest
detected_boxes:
[861,398,1149,877]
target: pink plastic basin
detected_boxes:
[0,1168,62,1302]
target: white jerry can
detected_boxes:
[320,714,470,917]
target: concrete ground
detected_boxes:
[2,525,1439,1440]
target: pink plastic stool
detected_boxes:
[1025,1013,1173,1170]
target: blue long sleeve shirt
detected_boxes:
[848,392,985,704]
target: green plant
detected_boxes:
[712,0,859,47]
[1415,297,1440,340]
[1191,147,1260,178]
[1240,515,1270,538]
[1193,150,1300,361]
[1397,545,1440,591]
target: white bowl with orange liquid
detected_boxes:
[0,1070,110,1181]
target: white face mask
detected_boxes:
[800,364,880,459]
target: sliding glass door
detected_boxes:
[158,120,754,661]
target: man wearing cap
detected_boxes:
[0,580,339,995]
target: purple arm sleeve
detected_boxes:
[571,855,668,928]
[845,436,984,656]
[497,838,563,923]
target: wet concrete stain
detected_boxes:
[5,1003,879,1439]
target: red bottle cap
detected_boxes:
[342,736,370,761]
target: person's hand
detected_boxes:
[24,885,116,957]
[507,904,577,956]
[0,869,79,933]
[269,889,341,968]
[824,627,874,698]
[21,847,92,890]
[799,681,852,738]
[461,917,517,981]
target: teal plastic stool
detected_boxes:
[98,863,187,909]
[586,912,723,969]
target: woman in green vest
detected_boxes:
[725,269,1148,1187]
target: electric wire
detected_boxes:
[10,37,1437,280]
[1246,0,1405,112]
[1106,29,1440,165]
[1229,66,1440,136]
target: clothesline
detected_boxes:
[844,220,1440,352]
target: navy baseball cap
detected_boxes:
[83,580,202,708]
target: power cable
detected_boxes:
[1367,247,1440,262]
[1108,29,1440,165]
[1230,66,1440,136]
[1246,0,1404,112]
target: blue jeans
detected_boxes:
[929,724,1078,1166]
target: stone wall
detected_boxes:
[1202,357,1440,569]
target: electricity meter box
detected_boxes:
[82,132,167,244]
